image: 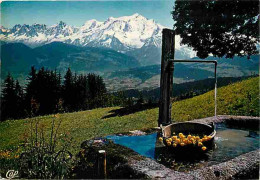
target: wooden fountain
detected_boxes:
[158,29,217,148]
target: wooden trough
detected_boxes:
[162,122,216,139]
[161,122,216,152]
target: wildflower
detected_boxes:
[54,113,60,118]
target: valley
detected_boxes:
[1,14,259,91]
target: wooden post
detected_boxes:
[97,150,107,179]
[158,29,175,126]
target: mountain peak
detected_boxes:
[132,13,141,17]
[105,13,147,23]
[0,14,175,52]
[82,19,101,30]
[85,19,97,23]
[58,21,66,27]
[130,13,146,20]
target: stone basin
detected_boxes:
[76,115,259,179]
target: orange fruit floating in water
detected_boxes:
[207,136,212,140]
[202,138,207,142]
[167,132,212,150]
[172,136,178,140]
[202,146,207,151]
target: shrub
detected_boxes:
[19,114,73,179]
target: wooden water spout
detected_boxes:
[158,29,175,126]
[158,29,218,126]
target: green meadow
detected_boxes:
[0,77,258,153]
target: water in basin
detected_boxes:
[107,123,259,171]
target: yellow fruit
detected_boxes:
[198,139,202,143]
[190,138,194,142]
[159,137,163,142]
[176,139,180,144]
[167,142,171,146]
[183,139,188,144]
[173,143,177,147]
[187,135,192,139]
[172,136,177,140]
[178,133,183,137]
[202,146,207,151]
[180,142,185,146]
[196,136,200,140]
[198,142,203,146]
[187,140,192,144]
[168,138,172,142]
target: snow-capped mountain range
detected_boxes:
[0,13,196,58]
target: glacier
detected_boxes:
[0,13,196,58]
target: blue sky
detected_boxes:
[1,1,174,28]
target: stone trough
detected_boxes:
[76,115,259,179]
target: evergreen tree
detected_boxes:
[63,68,75,111]
[14,80,25,118]
[25,66,38,116]
[74,74,88,110]
[25,67,61,115]
[2,66,112,120]
[1,73,24,120]
[137,92,144,105]
[126,97,134,107]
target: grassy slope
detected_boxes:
[0,77,259,152]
